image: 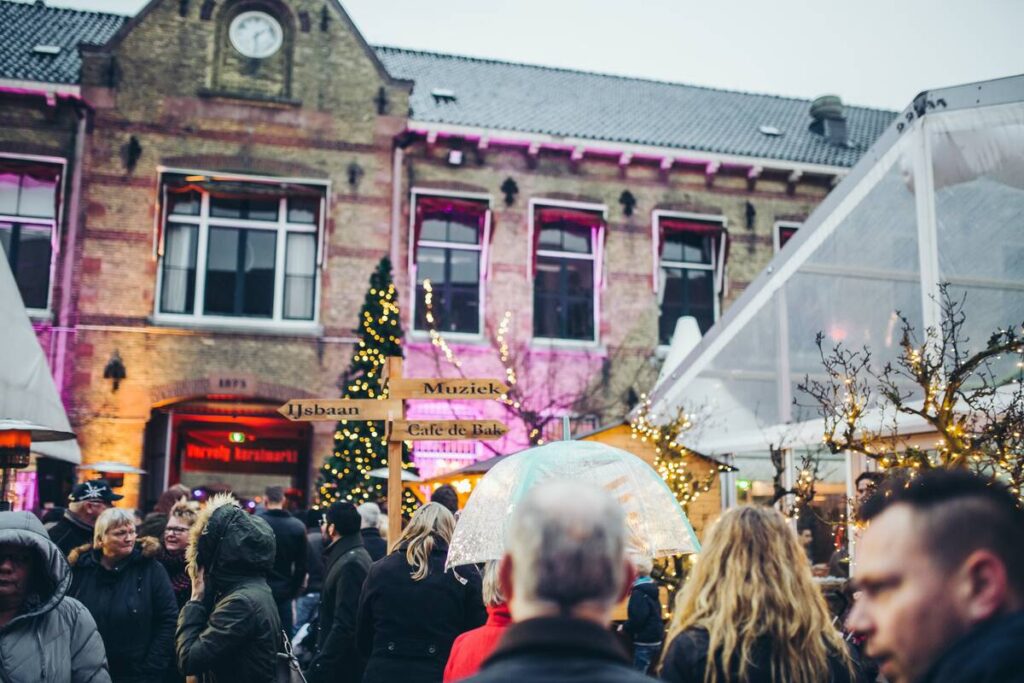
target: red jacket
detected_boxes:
[443,604,513,682]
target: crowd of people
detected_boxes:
[0,469,1020,682]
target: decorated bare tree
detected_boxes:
[421,280,657,451]
[768,444,822,519]
[798,284,1024,498]
[629,398,725,512]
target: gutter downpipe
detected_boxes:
[54,105,88,398]
[390,142,404,270]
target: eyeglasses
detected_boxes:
[164,526,191,535]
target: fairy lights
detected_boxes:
[315,259,418,515]
[799,285,1024,501]
[630,396,729,511]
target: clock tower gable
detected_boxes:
[212,0,294,100]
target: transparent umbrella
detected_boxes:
[446,440,700,569]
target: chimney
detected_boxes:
[809,95,848,147]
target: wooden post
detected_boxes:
[385,356,404,552]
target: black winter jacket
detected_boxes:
[918,610,1024,683]
[176,500,282,683]
[69,538,179,683]
[308,534,372,683]
[624,579,664,644]
[360,527,387,562]
[356,544,486,683]
[660,627,867,683]
[47,511,94,557]
[257,509,308,600]
[463,616,653,683]
[305,529,325,593]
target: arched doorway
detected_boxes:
[143,397,312,509]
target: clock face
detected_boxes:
[228,11,283,59]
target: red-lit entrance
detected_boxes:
[144,399,311,507]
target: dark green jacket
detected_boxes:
[176,500,281,683]
[309,534,372,683]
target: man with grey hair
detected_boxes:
[463,481,652,682]
[357,502,386,561]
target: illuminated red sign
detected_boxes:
[183,438,301,475]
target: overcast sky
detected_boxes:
[35,0,1023,111]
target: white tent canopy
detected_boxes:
[0,244,79,463]
[651,75,1024,460]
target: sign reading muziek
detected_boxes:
[279,358,509,549]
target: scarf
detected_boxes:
[157,546,192,606]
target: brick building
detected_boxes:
[0,0,891,509]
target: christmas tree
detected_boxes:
[316,257,416,511]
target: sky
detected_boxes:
[33,0,1024,111]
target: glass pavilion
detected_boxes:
[648,75,1024,565]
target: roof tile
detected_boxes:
[0,1,126,85]
[0,1,894,168]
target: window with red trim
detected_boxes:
[157,176,323,322]
[775,222,800,252]
[0,160,61,311]
[413,197,487,335]
[533,208,601,341]
[657,217,725,344]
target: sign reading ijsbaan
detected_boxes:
[386,378,509,400]
[277,399,402,422]
[390,420,509,441]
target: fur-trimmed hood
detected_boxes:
[68,535,161,567]
[186,493,275,585]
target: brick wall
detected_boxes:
[65,0,411,508]
[1,0,835,509]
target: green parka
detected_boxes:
[175,496,282,683]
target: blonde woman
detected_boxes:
[69,507,178,682]
[660,506,866,683]
[356,502,486,683]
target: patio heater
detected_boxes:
[0,419,75,512]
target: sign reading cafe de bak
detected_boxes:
[279,358,511,547]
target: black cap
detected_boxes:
[69,479,124,503]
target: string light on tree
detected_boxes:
[629,397,729,512]
[799,284,1024,501]
[315,257,418,514]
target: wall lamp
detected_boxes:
[103,350,126,392]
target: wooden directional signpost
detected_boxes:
[280,356,509,549]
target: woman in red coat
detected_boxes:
[443,561,511,682]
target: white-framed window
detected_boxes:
[531,202,605,343]
[774,221,801,253]
[653,212,728,345]
[0,156,64,313]
[154,173,325,327]
[409,192,490,337]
